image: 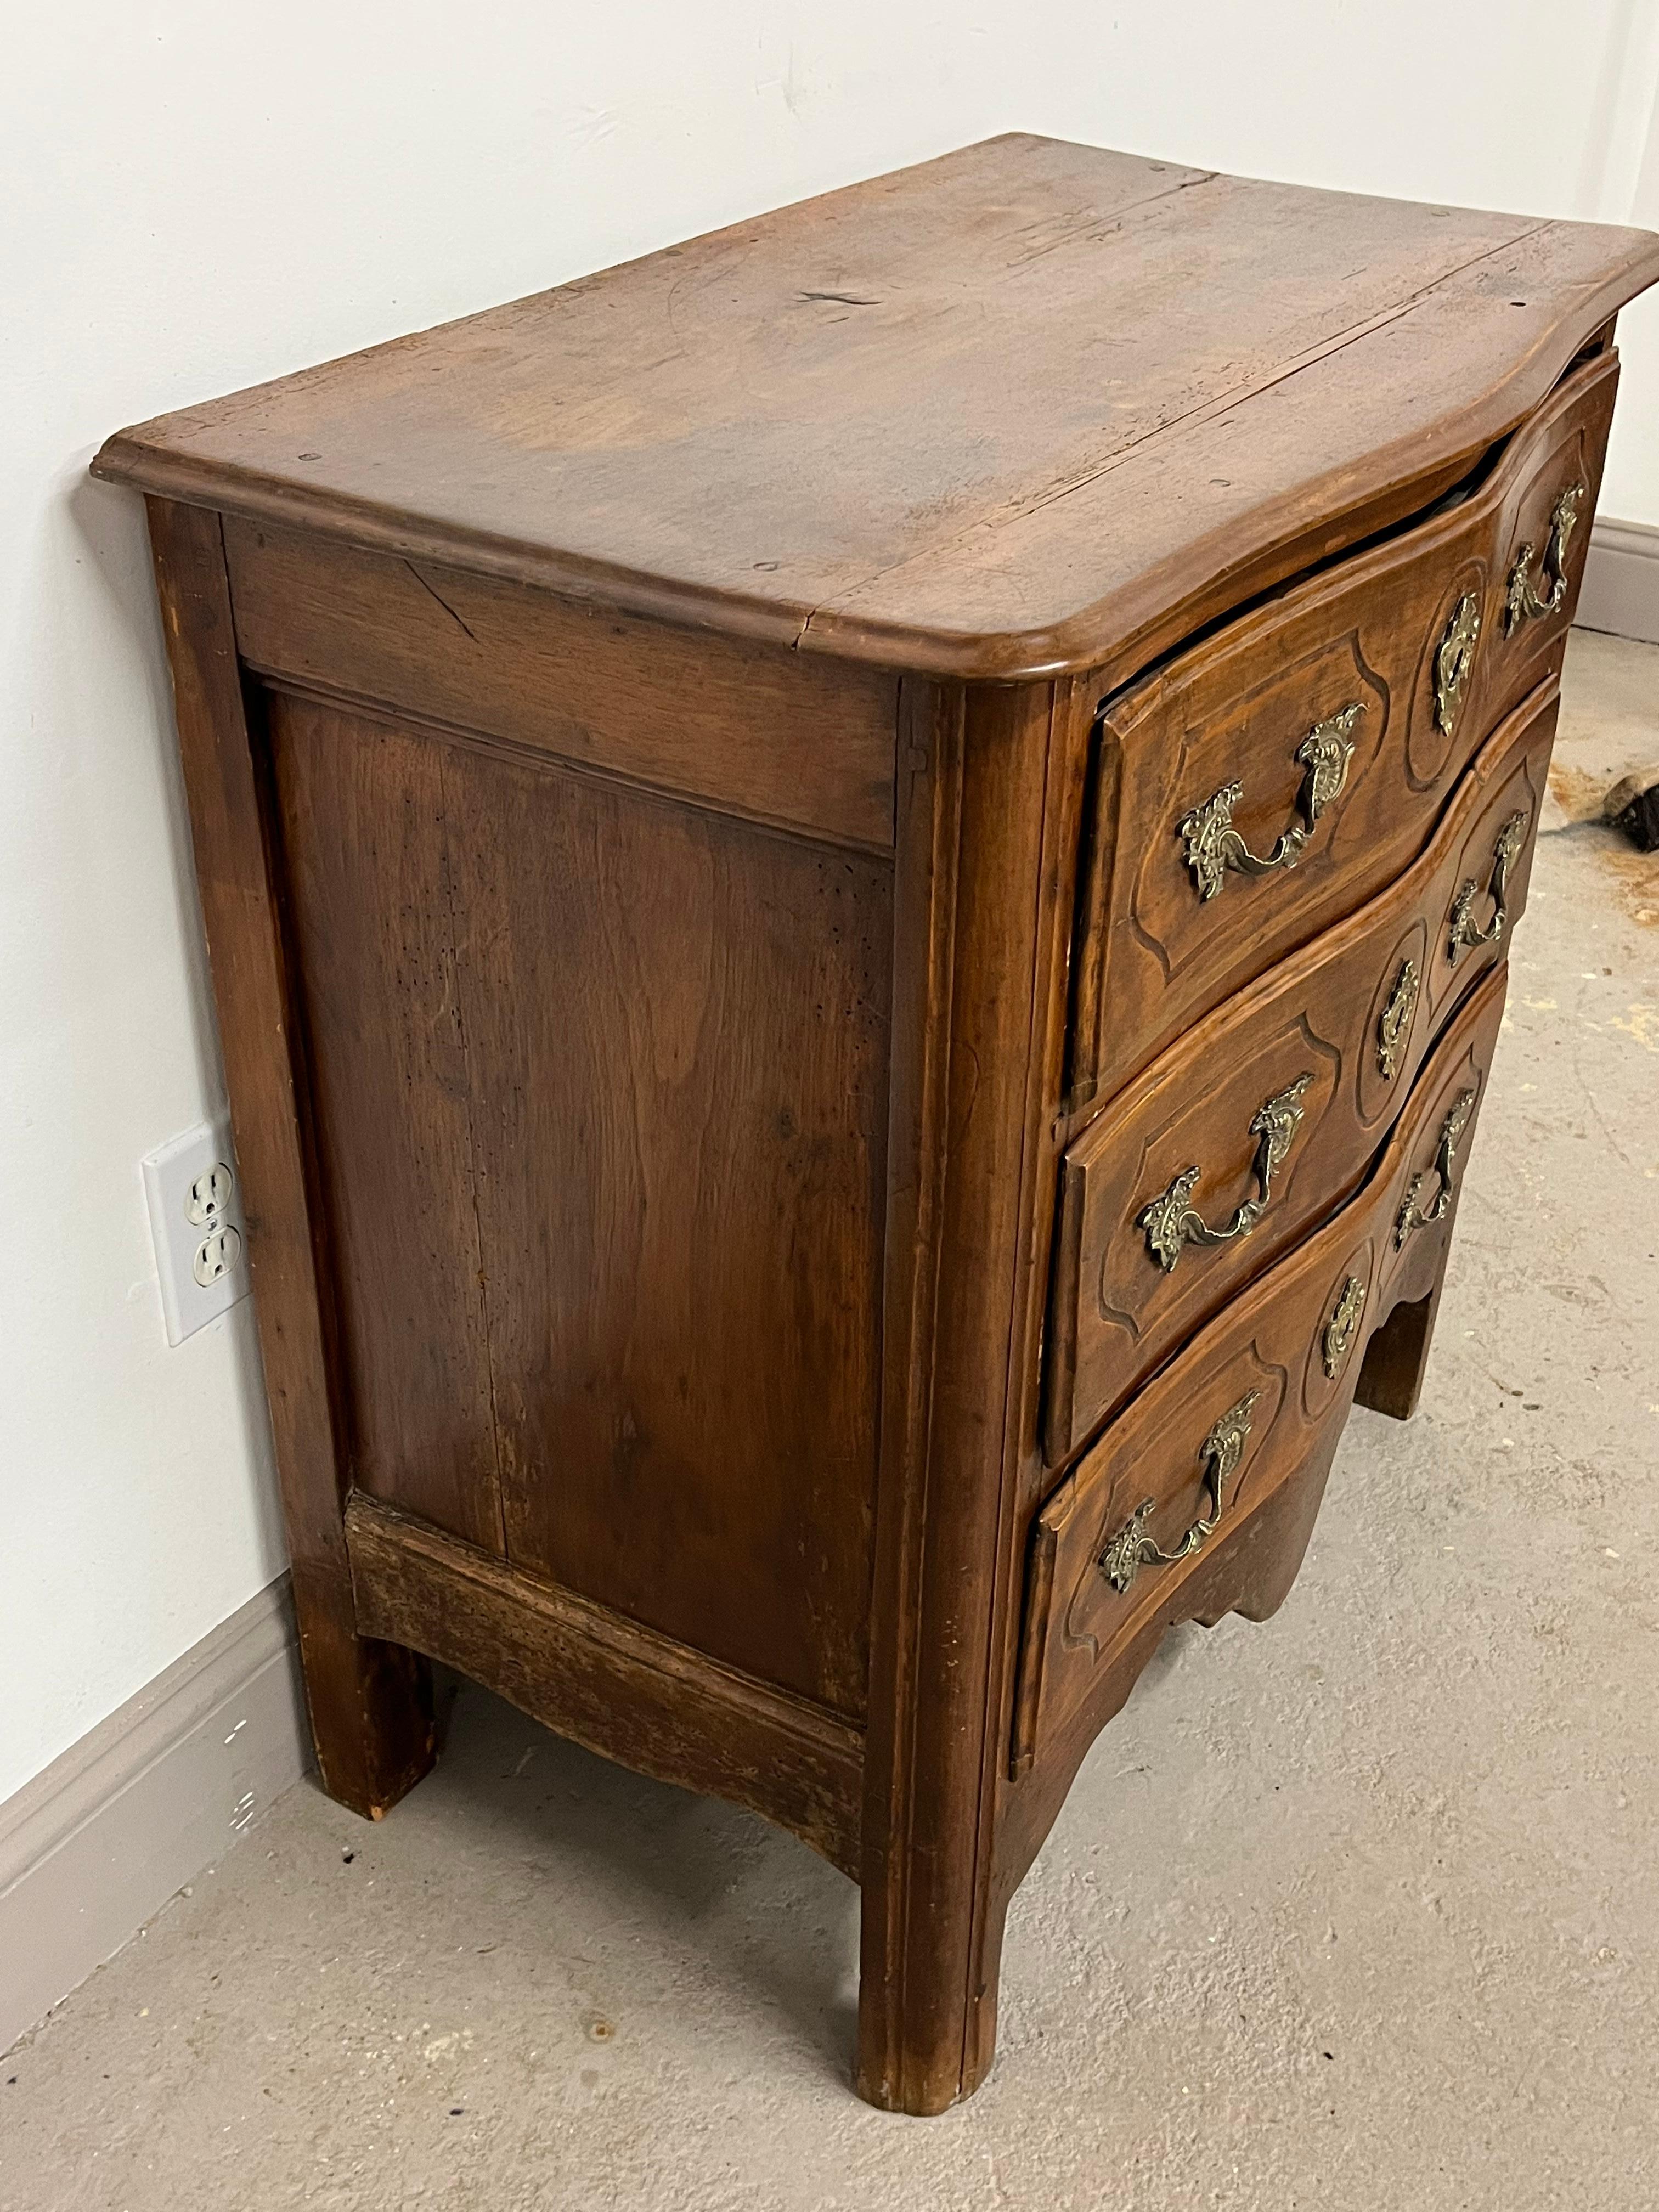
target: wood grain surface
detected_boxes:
[1067,353,1614,1115]
[856,675,1075,2114]
[267,695,506,1554]
[92,136,1659,680]
[144,502,436,1820]
[227,518,899,850]
[459,742,890,1721]
[265,691,890,1719]
[1017,961,1508,1773]
[1046,682,1556,1461]
[347,1493,865,1877]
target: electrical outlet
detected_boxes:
[143,1121,251,1344]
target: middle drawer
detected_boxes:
[1043,678,1555,1464]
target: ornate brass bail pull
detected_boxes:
[1099,1389,1262,1593]
[1179,704,1364,901]
[1447,808,1528,965]
[1395,1087,1476,1249]
[1138,1074,1314,1272]
[1504,482,1585,634]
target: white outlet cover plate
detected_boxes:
[142,1120,251,1345]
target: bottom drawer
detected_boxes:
[1011,960,1508,1776]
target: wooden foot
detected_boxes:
[1355,1290,1437,1419]
[292,1567,435,1820]
[1357,1263,1458,1421]
[854,1846,1006,2115]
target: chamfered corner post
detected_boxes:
[142,495,435,1819]
[856,672,1070,2113]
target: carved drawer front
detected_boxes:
[1015,964,1507,1775]
[1067,351,1614,1116]
[1044,681,1555,1464]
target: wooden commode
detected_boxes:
[93,136,1659,2113]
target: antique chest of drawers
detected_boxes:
[93,135,1659,2113]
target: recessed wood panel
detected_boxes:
[267,692,890,1718]
[455,747,891,1719]
[267,694,505,1554]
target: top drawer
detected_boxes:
[1066,349,1616,1115]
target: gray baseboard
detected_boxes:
[1577,516,1659,645]
[0,1576,312,2054]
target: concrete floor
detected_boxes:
[5,629,1656,2211]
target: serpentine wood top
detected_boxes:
[93,134,1659,682]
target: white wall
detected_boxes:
[5,0,1658,1805]
[1604,33,1659,523]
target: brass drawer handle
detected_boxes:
[1178,704,1365,901]
[1446,808,1528,966]
[1099,1389,1261,1593]
[1433,591,1482,737]
[1504,482,1585,634]
[1376,957,1420,1080]
[1395,1087,1476,1249]
[1138,1074,1313,1273]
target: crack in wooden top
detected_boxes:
[92,134,1659,682]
